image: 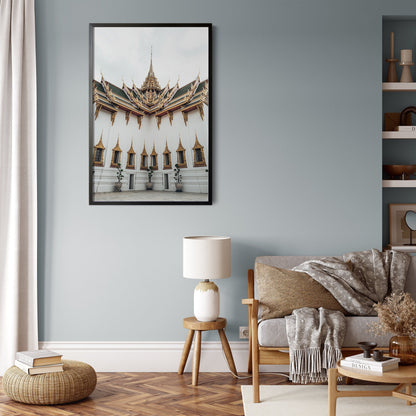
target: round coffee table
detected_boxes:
[328,362,416,416]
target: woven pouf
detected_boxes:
[3,360,97,405]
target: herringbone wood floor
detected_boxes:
[0,372,289,416]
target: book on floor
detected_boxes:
[345,353,400,366]
[15,349,63,367]
[14,360,64,375]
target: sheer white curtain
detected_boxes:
[0,0,38,374]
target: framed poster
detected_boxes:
[89,24,212,205]
[389,203,416,245]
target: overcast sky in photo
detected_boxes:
[93,26,209,88]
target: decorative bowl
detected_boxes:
[358,341,377,358]
[383,165,416,179]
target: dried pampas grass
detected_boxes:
[372,292,416,337]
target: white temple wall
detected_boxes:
[92,103,209,193]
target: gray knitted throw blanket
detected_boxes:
[285,307,345,383]
[293,249,410,315]
[285,249,410,384]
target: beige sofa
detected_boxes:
[242,255,416,403]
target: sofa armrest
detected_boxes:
[242,298,258,318]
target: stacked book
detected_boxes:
[15,350,63,375]
[340,352,400,373]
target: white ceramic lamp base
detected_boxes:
[194,280,219,322]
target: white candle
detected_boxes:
[401,49,413,64]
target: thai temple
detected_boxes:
[91,52,209,197]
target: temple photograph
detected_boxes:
[90,24,211,204]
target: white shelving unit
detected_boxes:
[382,131,416,139]
[382,83,416,188]
[383,180,416,188]
[382,18,416,249]
[382,82,416,91]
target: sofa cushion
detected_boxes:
[255,263,346,319]
[258,316,391,348]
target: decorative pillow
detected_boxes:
[255,263,346,320]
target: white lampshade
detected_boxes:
[183,236,231,322]
[183,236,231,280]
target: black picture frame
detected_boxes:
[89,23,212,205]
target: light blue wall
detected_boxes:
[35,0,416,342]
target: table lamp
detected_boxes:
[183,236,231,322]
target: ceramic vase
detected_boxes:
[194,280,219,322]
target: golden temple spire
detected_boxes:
[140,47,161,93]
[128,139,135,153]
[95,131,104,147]
[164,139,170,152]
[149,46,154,74]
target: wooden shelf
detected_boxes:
[382,131,416,139]
[382,180,416,188]
[383,82,416,91]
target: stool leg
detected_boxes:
[192,330,202,386]
[218,329,238,377]
[178,329,194,375]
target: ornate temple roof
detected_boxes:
[93,52,208,121]
[140,50,161,93]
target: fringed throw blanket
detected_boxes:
[285,307,345,383]
[286,249,411,383]
[293,249,411,316]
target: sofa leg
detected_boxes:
[251,299,260,402]
[253,369,259,403]
[252,347,259,402]
[328,367,338,416]
[248,341,252,374]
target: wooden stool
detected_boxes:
[178,317,238,385]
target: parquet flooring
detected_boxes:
[0,372,289,416]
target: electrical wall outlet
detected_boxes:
[239,326,249,339]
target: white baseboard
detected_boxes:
[39,341,289,373]
[39,341,248,372]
